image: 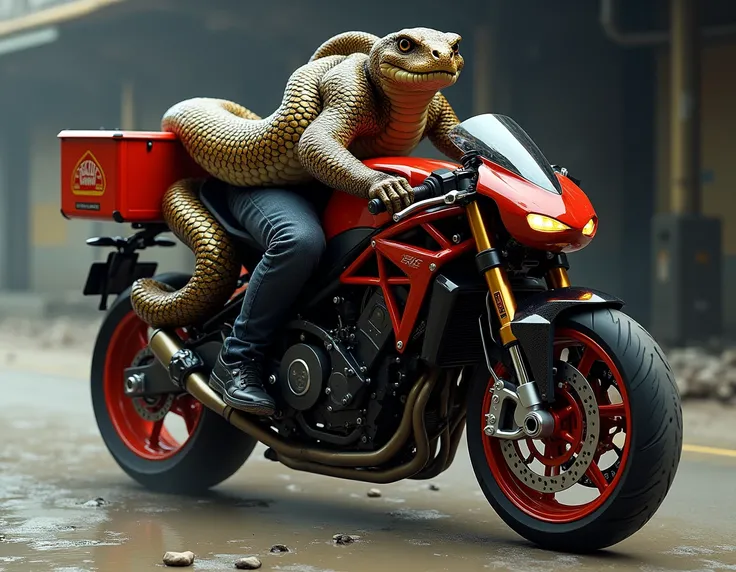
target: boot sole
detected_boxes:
[209,374,275,417]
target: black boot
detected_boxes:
[209,354,276,416]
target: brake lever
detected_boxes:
[392,189,473,222]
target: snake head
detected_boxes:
[370,27,464,92]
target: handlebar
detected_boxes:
[366,160,480,217]
[367,182,435,215]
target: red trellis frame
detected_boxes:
[340,205,475,353]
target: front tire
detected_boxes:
[91,272,257,494]
[468,307,682,552]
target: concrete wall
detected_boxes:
[656,41,736,334]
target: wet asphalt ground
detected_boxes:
[1,368,736,572]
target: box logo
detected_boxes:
[72,151,106,196]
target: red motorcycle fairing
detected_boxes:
[322,157,460,241]
[475,158,596,253]
[322,156,596,253]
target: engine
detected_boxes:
[277,342,330,411]
[269,287,418,449]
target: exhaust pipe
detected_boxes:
[149,328,229,417]
[147,328,433,469]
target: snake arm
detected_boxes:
[298,108,385,198]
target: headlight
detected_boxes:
[526,214,571,233]
[582,217,597,237]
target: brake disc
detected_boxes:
[130,347,175,422]
[568,367,622,489]
[499,361,601,493]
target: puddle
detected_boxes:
[1,370,736,571]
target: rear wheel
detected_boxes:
[468,307,682,552]
[91,272,257,494]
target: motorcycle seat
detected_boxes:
[198,179,265,255]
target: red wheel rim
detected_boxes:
[482,328,632,523]
[103,310,203,461]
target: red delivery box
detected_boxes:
[59,130,205,223]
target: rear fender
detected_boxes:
[510,287,624,402]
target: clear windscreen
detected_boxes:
[448,114,562,194]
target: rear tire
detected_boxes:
[467,307,682,552]
[91,272,257,494]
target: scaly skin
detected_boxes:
[308,31,379,61]
[131,179,242,328]
[131,28,465,328]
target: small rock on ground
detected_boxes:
[367,488,381,498]
[235,556,262,569]
[0,533,6,541]
[83,497,106,507]
[333,534,356,545]
[270,544,290,553]
[428,483,440,491]
[163,551,195,567]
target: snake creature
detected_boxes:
[130,27,465,328]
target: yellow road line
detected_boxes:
[683,444,736,458]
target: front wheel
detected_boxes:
[467,307,682,552]
[91,272,257,494]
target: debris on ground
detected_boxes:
[270,544,290,553]
[428,483,440,491]
[367,488,382,498]
[163,551,195,567]
[667,346,736,401]
[333,534,356,545]
[82,497,107,507]
[235,556,262,569]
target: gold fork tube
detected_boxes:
[546,267,571,289]
[466,202,517,345]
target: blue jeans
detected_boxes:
[221,185,327,364]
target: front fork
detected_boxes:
[466,202,568,440]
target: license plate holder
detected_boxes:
[83,251,157,310]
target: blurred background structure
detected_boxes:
[0,0,734,344]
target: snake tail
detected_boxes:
[130,178,241,328]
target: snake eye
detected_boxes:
[451,42,460,55]
[398,38,413,52]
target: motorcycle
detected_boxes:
[59,113,682,552]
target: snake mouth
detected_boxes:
[379,63,458,84]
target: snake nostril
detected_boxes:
[432,50,440,59]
